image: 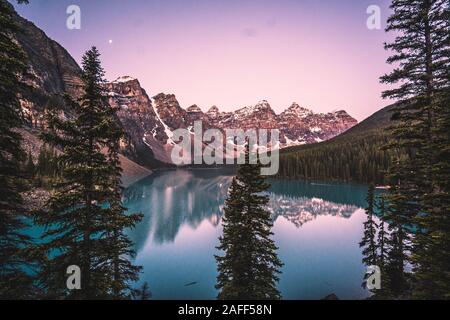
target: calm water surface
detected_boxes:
[124,169,373,300]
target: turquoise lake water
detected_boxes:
[123,169,373,300]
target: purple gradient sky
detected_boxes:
[13,0,394,121]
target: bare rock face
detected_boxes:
[278,103,358,145]
[106,77,170,166]
[232,100,279,129]
[206,100,279,130]
[186,104,202,113]
[207,106,233,129]
[13,12,84,128]
[153,93,188,130]
[186,105,211,128]
[206,106,221,119]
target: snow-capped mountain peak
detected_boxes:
[104,79,358,163]
[283,102,313,118]
[113,75,137,83]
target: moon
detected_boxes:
[108,39,113,44]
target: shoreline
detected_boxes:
[119,154,153,188]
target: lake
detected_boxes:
[123,169,373,300]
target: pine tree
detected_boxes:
[381,0,449,298]
[410,0,450,298]
[381,160,413,298]
[413,87,450,299]
[102,106,143,298]
[277,132,393,184]
[25,151,35,178]
[216,144,283,300]
[35,145,59,180]
[131,282,152,300]
[36,47,142,299]
[376,197,388,271]
[0,0,35,299]
[216,178,248,299]
[360,184,378,289]
[370,196,392,300]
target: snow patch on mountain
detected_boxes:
[113,76,137,83]
[150,97,175,146]
[285,136,306,147]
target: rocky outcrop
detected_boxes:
[106,77,170,166]
[153,93,189,130]
[13,12,83,128]
[186,104,211,128]
[202,100,280,130]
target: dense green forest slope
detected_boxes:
[277,104,397,184]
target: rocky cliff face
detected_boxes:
[12,6,357,167]
[105,77,170,165]
[13,12,83,128]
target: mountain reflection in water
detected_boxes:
[122,169,370,300]
[123,169,362,247]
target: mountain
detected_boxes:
[105,77,172,165]
[11,5,357,168]
[108,80,358,163]
[278,103,357,145]
[281,102,395,152]
[148,95,357,147]
[277,104,396,183]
